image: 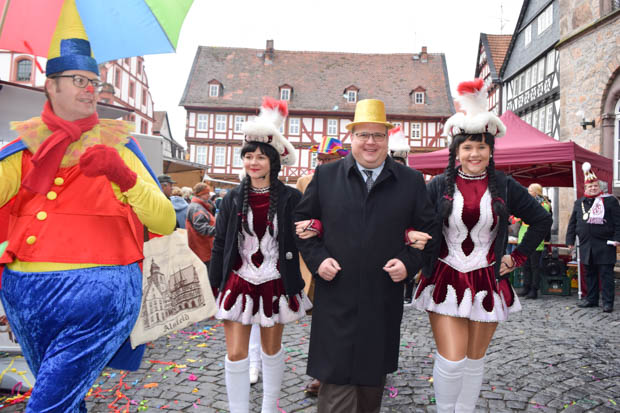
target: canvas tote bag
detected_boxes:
[130,229,216,348]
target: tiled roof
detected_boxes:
[152,111,166,134]
[180,46,455,118]
[484,34,512,75]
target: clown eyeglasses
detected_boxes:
[353,132,387,142]
[50,74,104,91]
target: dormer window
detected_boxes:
[343,85,360,103]
[410,86,426,104]
[208,79,222,97]
[279,84,293,101]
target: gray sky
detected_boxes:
[143,0,523,146]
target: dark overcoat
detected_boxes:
[208,180,305,297]
[565,195,620,265]
[294,154,437,386]
[422,171,553,279]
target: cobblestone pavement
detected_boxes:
[1,286,619,412]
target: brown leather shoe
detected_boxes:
[304,378,321,396]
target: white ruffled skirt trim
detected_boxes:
[215,289,312,327]
[413,283,521,323]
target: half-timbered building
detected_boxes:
[180,41,455,183]
[475,34,512,113]
[500,0,561,140]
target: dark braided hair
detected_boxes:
[441,133,507,223]
[239,141,282,236]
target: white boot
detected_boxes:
[225,355,250,413]
[455,356,485,413]
[260,348,285,413]
[249,324,262,384]
[433,352,466,413]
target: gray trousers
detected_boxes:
[317,377,385,413]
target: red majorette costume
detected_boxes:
[209,98,311,413]
[211,99,312,326]
[411,79,552,413]
[413,79,521,322]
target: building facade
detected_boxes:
[500,0,561,141]
[153,111,186,161]
[475,33,512,113]
[180,41,455,183]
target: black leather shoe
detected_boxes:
[525,290,538,299]
[577,301,598,308]
[603,306,613,313]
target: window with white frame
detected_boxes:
[546,51,555,76]
[16,59,32,81]
[531,62,538,85]
[233,146,242,167]
[310,152,318,168]
[524,24,532,46]
[289,118,300,135]
[196,145,207,165]
[214,147,226,167]
[614,99,620,182]
[209,84,220,97]
[234,115,245,132]
[215,114,226,132]
[347,90,357,103]
[538,107,546,131]
[525,68,531,90]
[327,119,338,135]
[532,110,539,128]
[525,112,532,125]
[538,58,545,83]
[538,5,553,35]
[414,92,424,104]
[197,114,208,131]
[411,122,421,138]
[280,88,290,101]
[545,104,553,134]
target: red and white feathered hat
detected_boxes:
[443,78,506,141]
[582,162,598,183]
[388,126,410,160]
[242,97,297,166]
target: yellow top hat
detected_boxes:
[345,99,394,131]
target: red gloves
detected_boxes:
[79,144,137,192]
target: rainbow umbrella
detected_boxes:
[0,0,194,64]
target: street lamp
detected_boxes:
[576,110,595,130]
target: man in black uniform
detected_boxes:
[566,163,620,313]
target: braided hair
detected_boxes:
[239,141,282,236]
[441,133,507,224]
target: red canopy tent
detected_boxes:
[408,111,612,196]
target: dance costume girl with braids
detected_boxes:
[406,80,552,413]
[208,98,312,413]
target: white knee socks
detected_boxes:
[433,352,466,413]
[225,355,250,413]
[455,356,485,413]
[260,348,285,413]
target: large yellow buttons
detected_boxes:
[46,191,57,200]
[26,236,37,245]
[36,211,47,221]
[54,177,64,186]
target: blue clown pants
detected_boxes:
[0,264,142,413]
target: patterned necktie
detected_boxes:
[363,169,374,191]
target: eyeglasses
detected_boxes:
[49,74,104,91]
[353,132,387,142]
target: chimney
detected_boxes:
[420,46,428,63]
[265,39,274,65]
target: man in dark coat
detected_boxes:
[295,99,437,412]
[566,164,620,313]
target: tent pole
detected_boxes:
[572,159,583,300]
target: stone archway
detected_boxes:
[600,66,620,191]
